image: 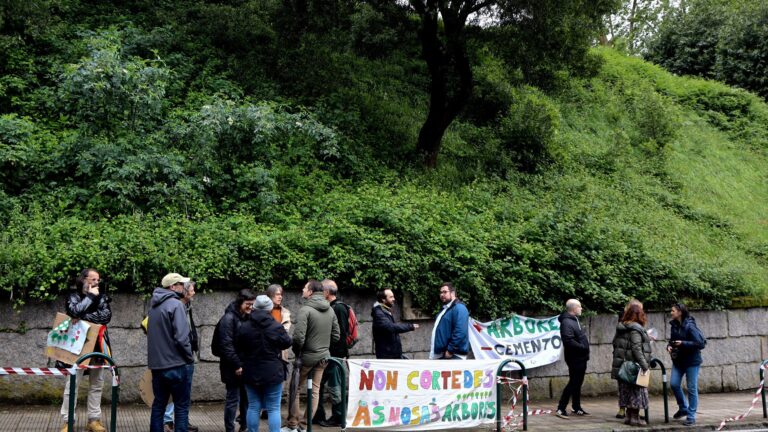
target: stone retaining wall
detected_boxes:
[1,291,767,403]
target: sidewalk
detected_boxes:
[2,391,768,431]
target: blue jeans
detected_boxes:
[151,364,194,432]
[224,382,248,432]
[671,364,699,422]
[164,403,174,424]
[245,382,283,432]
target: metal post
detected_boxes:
[649,358,668,424]
[71,352,119,432]
[496,359,527,432]
[761,360,768,418]
[67,372,77,432]
[307,375,313,432]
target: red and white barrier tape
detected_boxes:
[716,363,768,431]
[1,365,114,376]
[497,376,551,430]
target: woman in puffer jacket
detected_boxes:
[611,302,652,426]
[236,295,292,432]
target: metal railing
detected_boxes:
[496,359,527,432]
[67,352,120,432]
[307,357,347,432]
[648,357,669,424]
[760,359,768,418]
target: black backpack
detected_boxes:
[211,316,226,357]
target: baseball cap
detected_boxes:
[161,273,190,288]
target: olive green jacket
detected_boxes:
[292,292,340,365]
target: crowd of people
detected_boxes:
[55,268,706,432]
[555,298,707,427]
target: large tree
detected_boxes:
[407,0,619,167]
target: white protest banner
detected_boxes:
[468,314,561,369]
[347,359,500,430]
[47,318,91,355]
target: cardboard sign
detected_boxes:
[139,369,172,407]
[48,318,90,354]
[45,312,101,366]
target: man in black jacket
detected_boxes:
[372,289,418,359]
[555,299,591,419]
[217,289,256,432]
[59,268,111,432]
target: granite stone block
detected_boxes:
[702,337,761,366]
[589,314,619,345]
[722,364,738,392]
[698,366,723,393]
[736,362,762,391]
[728,308,768,337]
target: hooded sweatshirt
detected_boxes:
[147,287,194,370]
[292,291,340,365]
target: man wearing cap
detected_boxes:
[147,273,195,432]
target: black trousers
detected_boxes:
[558,363,587,411]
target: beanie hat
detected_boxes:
[254,295,273,311]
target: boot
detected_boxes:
[629,408,641,426]
[624,408,632,425]
[616,407,625,419]
[86,419,107,432]
[637,409,648,426]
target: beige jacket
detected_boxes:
[278,306,292,361]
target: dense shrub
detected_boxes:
[497,86,562,172]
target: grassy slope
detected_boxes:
[527,49,768,297]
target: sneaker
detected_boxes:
[188,424,199,432]
[555,409,570,419]
[673,410,688,419]
[615,407,625,419]
[86,420,107,432]
[163,422,174,432]
[318,419,343,427]
[572,409,590,416]
[683,419,696,426]
[281,427,299,432]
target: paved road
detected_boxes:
[2,391,768,431]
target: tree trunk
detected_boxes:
[628,0,638,52]
[414,5,473,168]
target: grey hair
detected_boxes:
[321,279,338,296]
[266,284,283,299]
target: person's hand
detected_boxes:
[667,345,673,353]
[672,340,682,347]
[413,324,420,329]
[87,284,100,296]
[235,368,243,376]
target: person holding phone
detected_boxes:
[668,302,706,426]
[60,268,112,432]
